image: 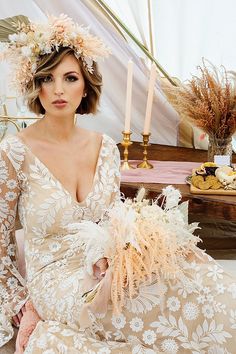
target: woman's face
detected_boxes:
[38,54,85,117]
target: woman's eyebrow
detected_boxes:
[64,71,80,75]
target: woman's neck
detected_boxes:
[39,114,77,144]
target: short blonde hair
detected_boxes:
[26,47,102,115]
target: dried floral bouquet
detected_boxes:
[96,187,201,313]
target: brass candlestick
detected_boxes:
[137,133,153,169]
[121,131,134,170]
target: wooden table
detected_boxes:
[118,143,236,259]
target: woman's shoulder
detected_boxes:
[102,133,117,146]
[98,132,120,162]
[0,120,38,149]
[103,134,119,155]
[80,129,120,165]
[16,121,39,141]
[0,134,27,171]
[0,133,25,152]
[80,128,117,149]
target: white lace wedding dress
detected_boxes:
[0,134,236,353]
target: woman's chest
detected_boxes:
[39,153,96,203]
[28,146,98,203]
[18,156,114,233]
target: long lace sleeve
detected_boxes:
[0,146,28,347]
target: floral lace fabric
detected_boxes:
[0,134,236,353]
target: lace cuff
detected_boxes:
[0,292,29,347]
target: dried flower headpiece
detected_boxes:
[0,14,111,94]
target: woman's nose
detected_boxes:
[54,79,64,96]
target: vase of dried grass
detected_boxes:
[207,136,232,164]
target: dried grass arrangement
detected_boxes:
[162,61,236,141]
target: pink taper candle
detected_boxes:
[124,59,133,133]
[143,63,157,134]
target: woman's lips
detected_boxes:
[52,99,67,108]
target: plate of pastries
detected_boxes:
[187,162,236,195]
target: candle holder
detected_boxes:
[137,133,153,169]
[121,131,134,170]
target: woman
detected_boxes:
[0,15,236,353]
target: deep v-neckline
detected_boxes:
[14,134,105,205]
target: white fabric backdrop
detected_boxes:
[106,0,236,81]
[104,0,152,60]
[154,0,236,81]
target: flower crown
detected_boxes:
[0,14,110,94]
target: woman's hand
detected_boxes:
[12,304,26,328]
[93,258,108,280]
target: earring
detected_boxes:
[83,92,87,97]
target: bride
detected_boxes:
[0,14,236,353]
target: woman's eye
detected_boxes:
[66,75,78,82]
[42,76,52,83]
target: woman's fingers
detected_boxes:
[12,307,25,327]
[12,314,20,327]
[93,258,108,279]
[17,311,23,323]
[96,258,108,272]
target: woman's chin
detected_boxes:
[46,108,76,118]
